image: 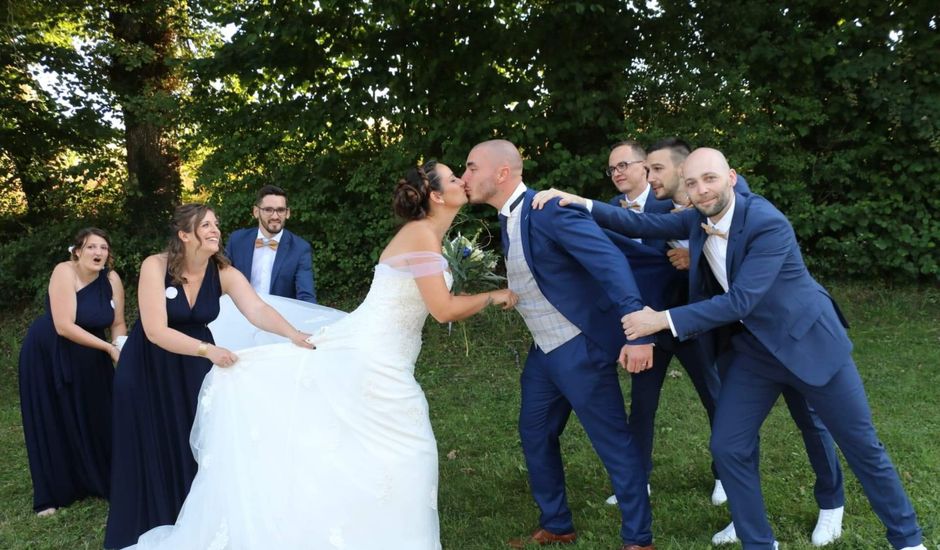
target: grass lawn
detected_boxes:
[0,282,937,549]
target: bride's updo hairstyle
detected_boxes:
[393,160,442,221]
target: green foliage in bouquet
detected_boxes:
[441,229,505,296]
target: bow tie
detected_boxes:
[701,223,727,240]
[620,199,642,210]
[255,238,278,250]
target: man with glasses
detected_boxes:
[602,139,686,506]
[531,148,925,550]
[226,185,317,303]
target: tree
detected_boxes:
[0,0,117,220]
[107,0,188,235]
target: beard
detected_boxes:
[465,184,492,205]
[260,219,283,234]
[694,190,732,219]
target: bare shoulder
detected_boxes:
[50,260,74,277]
[217,260,245,283]
[380,221,440,260]
[49,261,75,287]
[139,253,168,278]
[142,253,167,268]
[107,269,123,285]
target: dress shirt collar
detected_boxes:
[624,183,652,209]
[500,182,528,218]
[255,228,284,243]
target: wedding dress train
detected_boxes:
[127,253,448,549]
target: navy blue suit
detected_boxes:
[591,192,923,549]
[606,193,722,483]
[706,179,844,512]
[509,189,653,546]
[225,228,317,303]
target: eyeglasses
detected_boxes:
[605,160,645,177]
[258,207,289,216]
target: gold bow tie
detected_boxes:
[620,199,642,210]
[701,223,728,240]
[255,238,278,250]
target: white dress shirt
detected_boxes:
[621,184,651,243]
[621,183,651,211]
[251,229,283,296]
[666,194,736,336]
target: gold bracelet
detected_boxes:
[197,341,209,357]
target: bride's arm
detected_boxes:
[220,265,314,348]
[414,276,514,323]
[398,228,515,323]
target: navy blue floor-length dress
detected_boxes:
[104,263,220,549]
[18,268,115,512]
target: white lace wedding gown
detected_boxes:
[128,253,448,550]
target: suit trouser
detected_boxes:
[629,337,721,480]
[717,348,844,509]
[711,332,922,550]
[519,334,653,546]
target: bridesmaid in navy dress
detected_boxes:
[18,227,127,517]
[104,204,314,549]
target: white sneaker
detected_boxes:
[604,484,651,505]
[711,522,738,545]
[711,479,727,505]
[811,506,843,546]
[899,545,926,550]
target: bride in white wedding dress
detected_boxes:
[124,161,517,550]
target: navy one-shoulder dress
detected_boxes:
[104,263,220,549]
[18,268,115,511]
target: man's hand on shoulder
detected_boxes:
[531,188,587,210]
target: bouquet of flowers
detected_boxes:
[442,229,505,296]
[441,228,506,354]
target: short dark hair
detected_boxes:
[255,185,288,206]
[609,139,646,159]
[647,137,692,166]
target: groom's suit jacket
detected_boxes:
[225,227,317,303]
[591,191,851,386]
[516,189,653,357]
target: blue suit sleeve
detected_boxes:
[542,200,654,345]
[669,213,791,340]
[592,201,695,241]
[293,242,317,304]
[224,237,235,263]
[225,230,247,274]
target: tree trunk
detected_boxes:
[108,0,182,236]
